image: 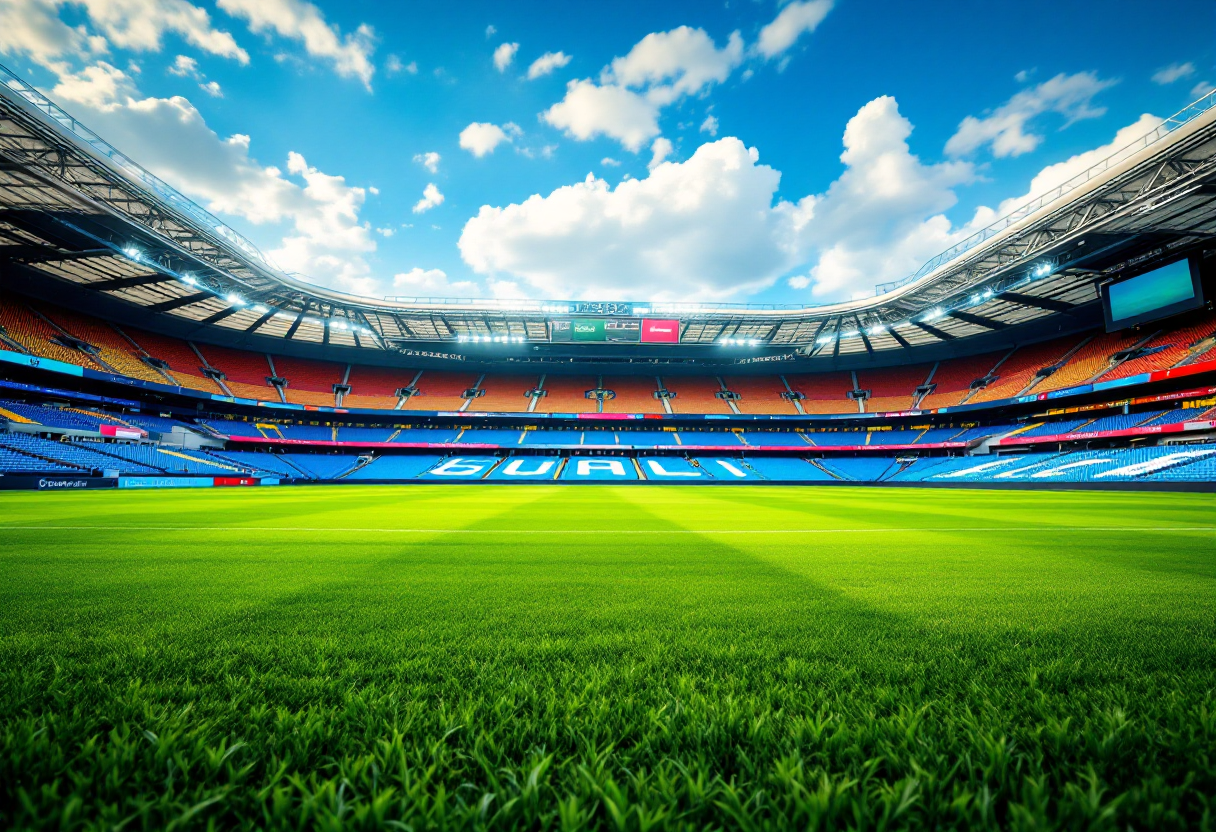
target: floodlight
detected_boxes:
[226,294,244,306]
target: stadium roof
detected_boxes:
[2,60,1216,364]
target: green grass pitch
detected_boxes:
[1,485,1214,830]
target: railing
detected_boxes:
[873,88,1216,295]
[0,63,270,268]
[3,59,1213,315]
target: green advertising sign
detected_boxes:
[571,319,606,341]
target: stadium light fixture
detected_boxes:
[181,273,197,286]
[252,304,268,314]
[121,246,141,261]
[330,320,347,329]
[226,294,244,306]
[1035,262,1052,277]
[922,308,945,322]
[867,325,887,336]
[840,329,859,339]
[816,334,835,345]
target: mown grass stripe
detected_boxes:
[1,524,1214,533]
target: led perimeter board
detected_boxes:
[1102,256,1205,331]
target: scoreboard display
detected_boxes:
[549,318,680,344]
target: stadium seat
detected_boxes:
[400,371,481,411]
[917,352,1007,409]
[856,365,933,413]
[485,457,562,480]
[600,376,667,414]
[533,376,600,414]
[559,455,639,480]
[784,372,858,414]
[720,375,799,415]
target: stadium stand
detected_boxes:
[665,376,734,414]
[31,302,168,384]
[458,428,524,445]
[721,375,798,415]
[472,375,539,413]
[601,376,666,414]
[344,365,415,409]
[857,365,932,413]
[335,426,399,443]
[0,292,101,370]
[745,457,837,481]
[279,424,335,442]
[194,344,277,401]
[616,430,678,447]
[531,375,598,414]
[680,430,745,447]
[208,450,302,477]
[966,336,1086,403]
[560,456,639,480]
[784,372,857,414]
[484,457,562,480]
[740,430,808,447]
[1033,331,1149,393]
[522,429,583,445]
[345,455,445,480]
[916,353,1006,409]
[392,428,462,443]
[121,329,224,394]
[272,356,345,407]
[276,454,364,479]
[1096,315,1216,381]
[819,457,899,482]
[400,371,480,411]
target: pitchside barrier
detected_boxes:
[0,476,278,490]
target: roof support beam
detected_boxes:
[245,307,277,333]
[999,292,1075,313]
[98,272,174,290]
[0,245,112,262]
[284,311,305,339]
[200,306,239,325]
[888,327,911,348]
[914,321,956,341]
[149,292,210,312]
[948,310,1008,330]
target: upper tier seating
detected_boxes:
[534,376,599,414]
[344,365,415,409]
[615,430,678,447]
[336,426,398,443]
[192,343,277,400]
[857,365,933,413]
[784,372,857,414]
[744,457,836,481]
[345,455,445,480]
[272,356,345,407]
[1033,331,1149,393]
[458,428,523,445]
[966,336,1085,403]
[400,371,480,411]
[819,457,899,482]
[0,292,101,370]
[601,376,666,414]
[472,375,539,413]
[32,302,167,384]
[121,329,223,394]
[721,375,798,415]
[664,376,734,415]
[917,352,1006,409]
[1097,314,1216,381]
[740,431,809,447]
[276,454,364,479]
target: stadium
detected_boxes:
[1,2,1215,829]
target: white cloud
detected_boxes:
[946,71,1117,158]
[376,227,394,237]
[1152,62,1195,85]
[412,183,444,214]
[72,0,249,63]
[799,96,975,300]
[974,113,1162,222]
[700,114,718,136]
[1192,80,1216,99]
[459,122,518,157]
[393,267,481,297]
[413,151,441,173]
[484,24,496,38]
[458,137,815,301]
[754,0,834,60]
[526,50,571,80]
[787,275,810,289]
[0,0,106,73]
[600,157,621,167]
[199,79,222,97]
[542,79,659,151]
[217,0,376,88]
[493,42,519,73]
[542,26,744,153]
[48,62,382,296]
[385,54,416,75]
[605,26,743,105]
[168,54,199,77]
[648,137,673,169]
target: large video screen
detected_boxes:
[549,318,680,343]
[1102,256,1204,331]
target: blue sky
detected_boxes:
[2,0,1213,305]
